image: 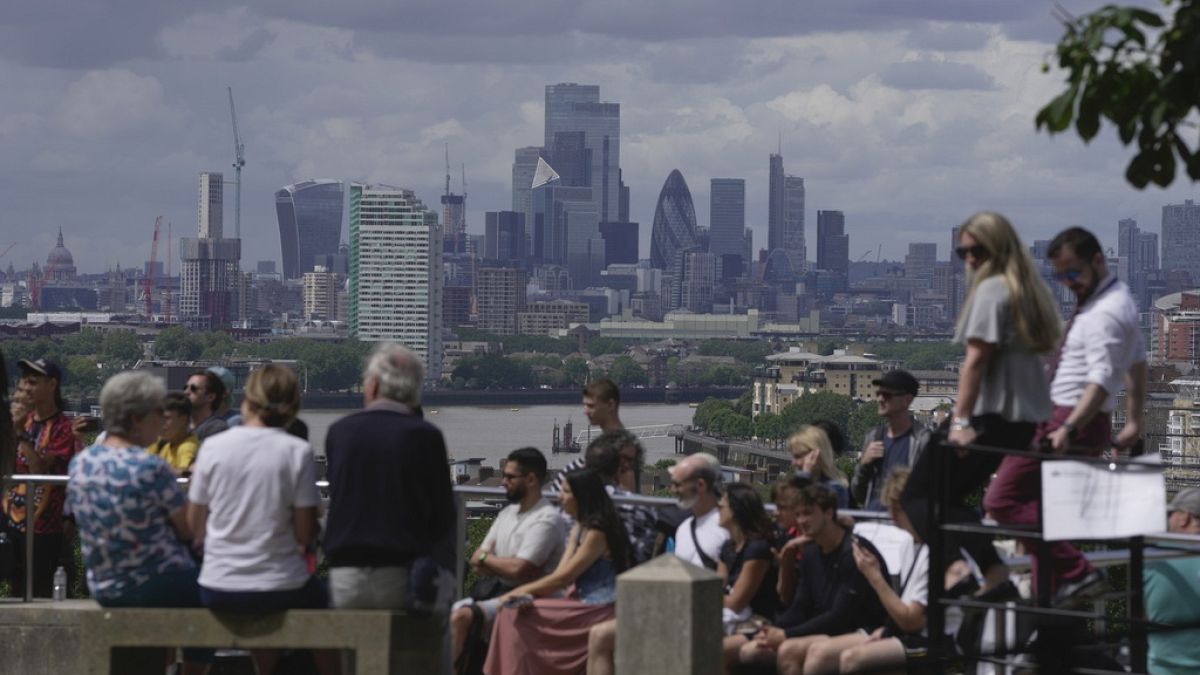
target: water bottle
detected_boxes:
[52,566,66,601]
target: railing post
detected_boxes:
[24,479,34,602]
[926,433,946,666]
[1129,535,1147,673]
[455,492,466,597]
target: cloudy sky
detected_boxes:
[2,0,1194,274]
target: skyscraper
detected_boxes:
[650,170,699,310]
[181,171,240,329]
[816,210,849,278]
[1162,200,1200,284]
[198,172,223,239]
[768,154,806,272]
[484,211,526,265]
[512,146,543,255]
[710,178,746,280]
[599,221,639,265]
[544,83,621,223]
[905,243,937,282]
[275,179,345,280]
[349,183,443,380]
[1118,218,1139,281]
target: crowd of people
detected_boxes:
[0,212,1197,674]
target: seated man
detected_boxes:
[147,392,199,475]
[727,483,889,671]
[1145,488,1200,674]
[450,447,565,664]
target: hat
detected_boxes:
[18,358,62,382]
[206,366,236,404]
[872,370,919,397]
[1168,488,1200,517]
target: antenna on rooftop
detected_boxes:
[444,143,451,198]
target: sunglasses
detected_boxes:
[955,245,988,260]
[875,390,905,400]
[1055,268,1085,282]
[185,384,205,393]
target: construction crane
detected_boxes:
[856,249,873,262]
[227,86,245,241]
[164,222,172,321]
[143,217,162,321]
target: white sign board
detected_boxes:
[1040,456,1166,541]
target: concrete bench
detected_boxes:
[79,607,445,675]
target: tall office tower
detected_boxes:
[476,267,527,335]
[1118,218,1139,280]
[512,146,543,254]
[530,158,600,287]
[549,131,589,187]
[710,178,746,280]
[441,193,466,239]
[484,211,526,265]
[1162,200,1200,283]
[275,180,345,280]
[768,154,806,271]
[544,83,621,223]
[1136,231,1160,271]
[905,243,938,281]
[181,171,241,329]
[599,221,639,265]
[815,210,849,277]
[349,183,443,380]
[618,170,630,223]
[680,250,716,314]
[650,170,699,310]
[302,265,341,321]
[198,172,224,239]
[784,176,806,272]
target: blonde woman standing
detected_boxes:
[900,211,1060,601]
[787,425,849,509]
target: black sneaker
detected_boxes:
[1053,570,1108,609]
[976,579,1021,604]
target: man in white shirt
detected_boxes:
[449,447,565,663]
[984,226,1146,607]
[671,453,729,570]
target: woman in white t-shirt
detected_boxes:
[786,468,951,675]
[187,364,329,672]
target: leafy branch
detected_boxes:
[1036,1,1200,188]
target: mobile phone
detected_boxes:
[77,417,101,433]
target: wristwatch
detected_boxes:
[478,551,488,565]
[1060,421,1076,435]
[951,416,972,432]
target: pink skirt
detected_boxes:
[484,598,615,675]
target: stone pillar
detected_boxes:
[615,554,722,675]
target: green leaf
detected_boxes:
[1075,89,1102,141]
[1038,83,1080,132]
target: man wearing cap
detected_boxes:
[1144,489,1200,673]
[1,358,79,597]
[984,227,1147,607]
[851,370,932,512]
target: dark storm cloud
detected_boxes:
[881,60,996,90]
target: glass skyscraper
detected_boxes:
[544,83,621,223]
[710,178,746,279]
[650,170,699,310]
[276,180,345,280]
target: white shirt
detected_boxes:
[673,507,729,569]
[189,426,320,592]
[1050,276,1145,412]
[481,498,566,585]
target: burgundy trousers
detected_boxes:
[982,405,1110,596]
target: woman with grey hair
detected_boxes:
[66,371,206,669]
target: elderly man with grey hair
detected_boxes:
[323,342,456,613]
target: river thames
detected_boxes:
[299,403,697,472]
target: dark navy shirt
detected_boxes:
[867,429,913,511]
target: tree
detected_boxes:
[562,356,589,388]
[587,337,627,358]
[99,331,143,367]
[606,356,648,387]
[847,401,883,450]
[753,412,788,447]
[691,397,733,431]
[153,326,203,360]
[779,391,856,438]
[1037,2,1200,188]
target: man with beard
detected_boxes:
[450,447,566,664]
[671,452,729,570]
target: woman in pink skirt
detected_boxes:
[485,468,633,675]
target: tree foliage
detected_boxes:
[451,354,534,389]
[847,401,882,450]
[779,391,856,439]
[1037,2,1200,188]
[603,355,648,386]
[697,340,774,364]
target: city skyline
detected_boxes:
[3,1,1200,274]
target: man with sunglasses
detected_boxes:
[184,370,228,443]
[984,226,1146,607]
[851,370,932,511]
